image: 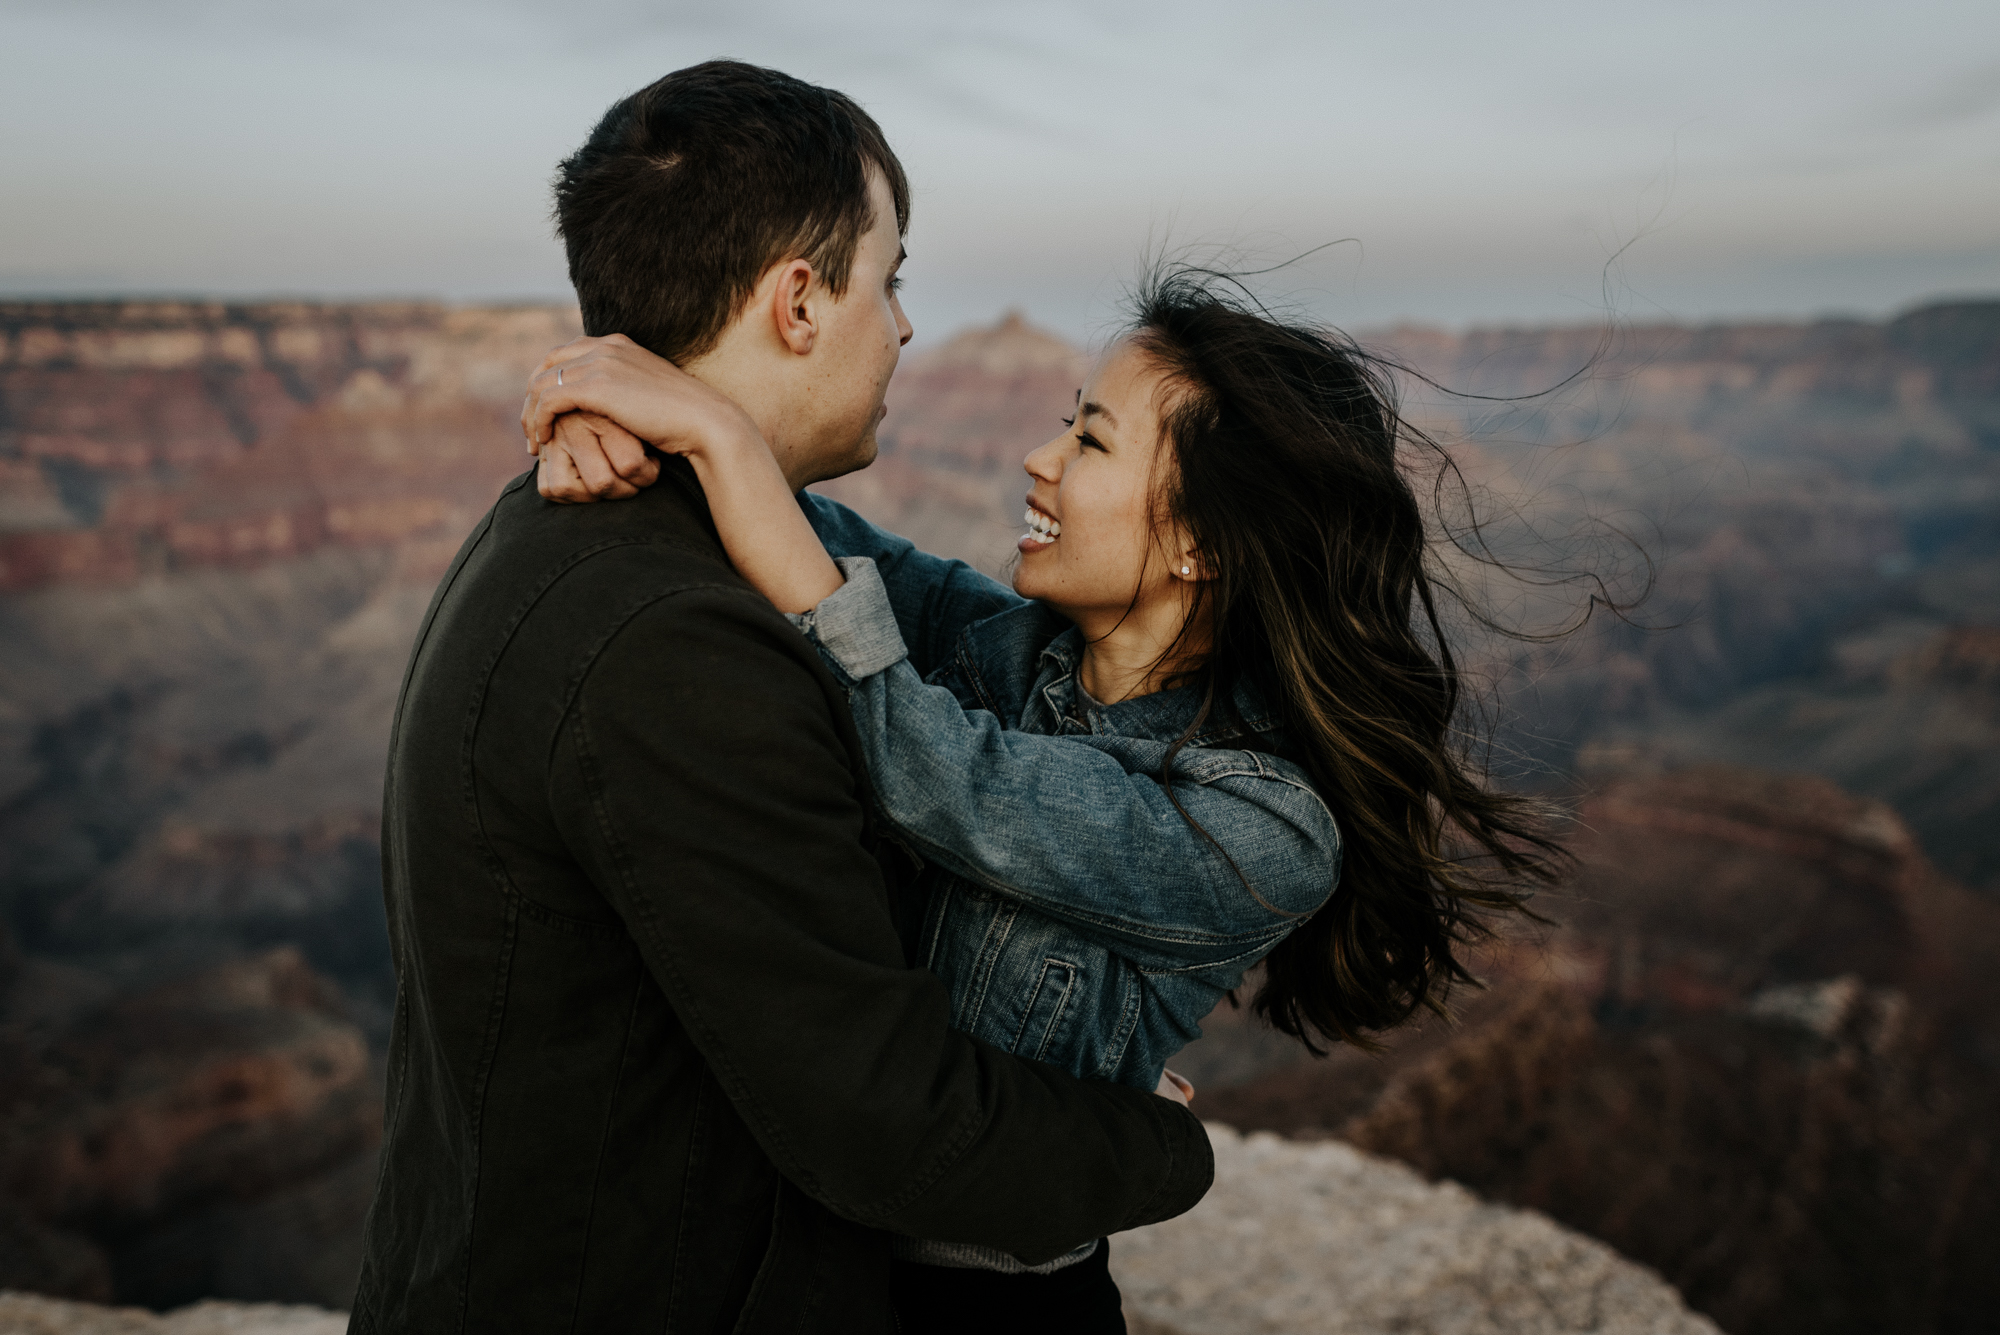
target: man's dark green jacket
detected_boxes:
[350,465,1212,1333]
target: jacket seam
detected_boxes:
[961,901,1019,1034]
[452,531,733,1328]
[566,966,646,1334]
[565,589,846,1207]
[667,1062,711,1330]
[1134,940,1281,978]
[918,882,951,969]
[454,886,521,1333]
[901,843,1305,951]
[448,529,717,865]
[1013,956,1078,1060]
[372,475,510,1270]
[954,636,1008,719]
[384,473,517,777]
[1092,968,1145,1080]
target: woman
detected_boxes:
[523,268,1561,1330]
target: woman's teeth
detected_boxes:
[1023,508,1061,543]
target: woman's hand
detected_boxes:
[521,334,759,502]
[1154,1069,1194,1107]
[521,332,842,613]
[537,411,658,503]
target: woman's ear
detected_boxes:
[1173,546,1215,582]
[767,259,817,355]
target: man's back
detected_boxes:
[353,466,1210,1333]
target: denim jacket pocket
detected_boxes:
[1012,957,1079,1061]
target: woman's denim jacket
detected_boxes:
[793,495,1342,1097]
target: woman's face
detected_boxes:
[1013,338,1188,635]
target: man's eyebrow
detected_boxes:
[892,246,907,269]
[1079,400,1118,428]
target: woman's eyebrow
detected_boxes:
[1079,400,1119,428]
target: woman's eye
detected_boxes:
[1077,432,1106,453]
[1060,416,1075,427]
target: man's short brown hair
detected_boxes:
[553,60,911,363]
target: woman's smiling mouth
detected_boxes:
[1019,504,1061,553]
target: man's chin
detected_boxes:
[804,431,880,487]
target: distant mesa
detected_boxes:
[920,308,1088,378]
[0,300,582,594]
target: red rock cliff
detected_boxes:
[0,301,580,592]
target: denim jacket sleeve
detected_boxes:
[800,490,1026,680]
[791,558,1341,972]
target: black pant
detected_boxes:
[890,1238,1126,1334]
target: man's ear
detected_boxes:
[767,259,817,356]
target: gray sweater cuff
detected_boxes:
[784,556,909,683]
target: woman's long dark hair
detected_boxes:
[1129,266,1569,1052]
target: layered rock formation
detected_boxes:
[0,300,576,980]
[1196,766,2000,1335]
[0,301,577,1306]
[0,301,573,592]
[1371,304,2000,893]
[0,949,377,1307]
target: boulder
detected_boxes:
[0,1291,343,1334]
[1113,1125,1718,1335]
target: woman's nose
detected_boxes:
[1023,435,1064,482]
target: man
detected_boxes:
[351,61,1211,1333]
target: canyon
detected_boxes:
[1191,765,2000,1333]
[0,301,570,1306]
[1,297,1995,1330]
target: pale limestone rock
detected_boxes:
[0,1293,344,1335]
[1111,1125,1719,1335]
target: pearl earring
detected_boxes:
[1181,565,1191,575]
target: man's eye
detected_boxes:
[889,276,905,293]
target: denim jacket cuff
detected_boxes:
[784,556,909,684]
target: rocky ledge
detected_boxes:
[0,1292,342,1334]
[1114,1125,1718,1335]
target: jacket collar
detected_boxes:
[961,603,1281,749]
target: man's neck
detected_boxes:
[684,349,818,492]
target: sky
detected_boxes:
[3,0,1998,343]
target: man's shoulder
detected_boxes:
[456,466,761,628]
[402,465,817,726]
